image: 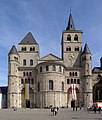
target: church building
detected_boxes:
[8,13,102,108]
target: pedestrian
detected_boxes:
[54,108,57,115]
[98,107,101,114]
[51,107,54,115]
[94,106,97,113]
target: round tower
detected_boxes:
[81,43,93,107]
[8,45,20,108]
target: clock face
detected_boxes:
[69,53,75,60]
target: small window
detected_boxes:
[29,72,32,76]
[33,47,35,51]
[69,72,72,76]
[52,65,56,71]
[71,79,73,84]
[28,78,30,84]
[62,82,64,91]
[49,80,53,90]
[21,79,24,84]
[74,34,78,41]
[74,79,76,84]
[75,72,77,76]
[46,65,49,71]
[67,79,70,84]
[40,67,42,72]
[31,78,34,84]
[38,82,40,92]
[75,47,79,51]
[66,47,71,51]
[59,66,62,72]
[77,79,80,84]
[30,47,32,51]
[67,34,71,41]
[73,72,74,76]
[23,72,25,76]
[30,59,33,66]
[26,72,28,76]
[23,59,26,66]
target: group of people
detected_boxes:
[51,107,59,115]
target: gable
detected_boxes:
[40,53,61,61]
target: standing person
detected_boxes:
[94,106,97,113]
[98,107,101,114]
[51,107,54,115]
[55,107,57,115]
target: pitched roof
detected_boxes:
[82,43,91,54]
[19,32,38,45]
[92,67,102,72]
[40,53,61,61]
[9,45,18,55]
[66,13,75,30]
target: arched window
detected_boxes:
[33,47,35,51]
[67,34,71,41]
[26,72,28,76]
[77,79,80,84]
[73,72,74,76]
[38,82,40,92]
[49,80,53,90]
[59,66,62,72]
[71,79,73,84]
[24,47,26,51]
[29,72,32,76]
[69,72,72,76]
[75,72,77,76]
[31,78,34,84]
[74,79,76,84]
[23,59,26,66]
[75,47,79,51]
[52,65,56,71]
[46,65,49,71]
[30,47,32,51]
[62,82,64,91]
[66,47,71,51]
[30,59,33,66]
[74,34,78,41]
[21,79,24,84]
[28,78,30,84]
[23,72,25,76]
[67,79,70,84]
[40,66,42,72]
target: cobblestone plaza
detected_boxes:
[0,108,102,120]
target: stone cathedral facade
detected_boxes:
[8,14,102,108]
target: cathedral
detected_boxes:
[8,13,102,108]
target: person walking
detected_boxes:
[98,107,101,114]
[54,107,57,115]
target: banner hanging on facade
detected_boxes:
[25,84,29,100]
[71,83,77,100]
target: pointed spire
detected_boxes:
[82,43,91,54]
[19,32,38,45]
[66,13,75,30]
[9,45,18,55]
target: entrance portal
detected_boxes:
[26,100,30,108]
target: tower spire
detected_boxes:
[66,13,75,30]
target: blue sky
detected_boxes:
[0,0,102,86]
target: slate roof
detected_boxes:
[9,45,18,55]
[82,43,91,54]
[19,32,38,45]
[92,67,102,72]
[66,13,75,30]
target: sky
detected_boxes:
[0,0,102,86]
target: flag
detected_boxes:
[71,83,77,100]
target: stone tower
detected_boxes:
[61,13,83,67]
[81,43,93,106]
[8,45,20,108]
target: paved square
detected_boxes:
[0,108,102,120]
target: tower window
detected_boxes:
[23,59,26,66]
[30,59,33,66]
[75,47,79,51]
[67,34,71,41]
[59,66,62,72]
[23,72,25,76]
[66,47,71,51]
[49,80,53,90]
[74,34,78,41]
[33,47,35,51]
[30,47,32,51]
